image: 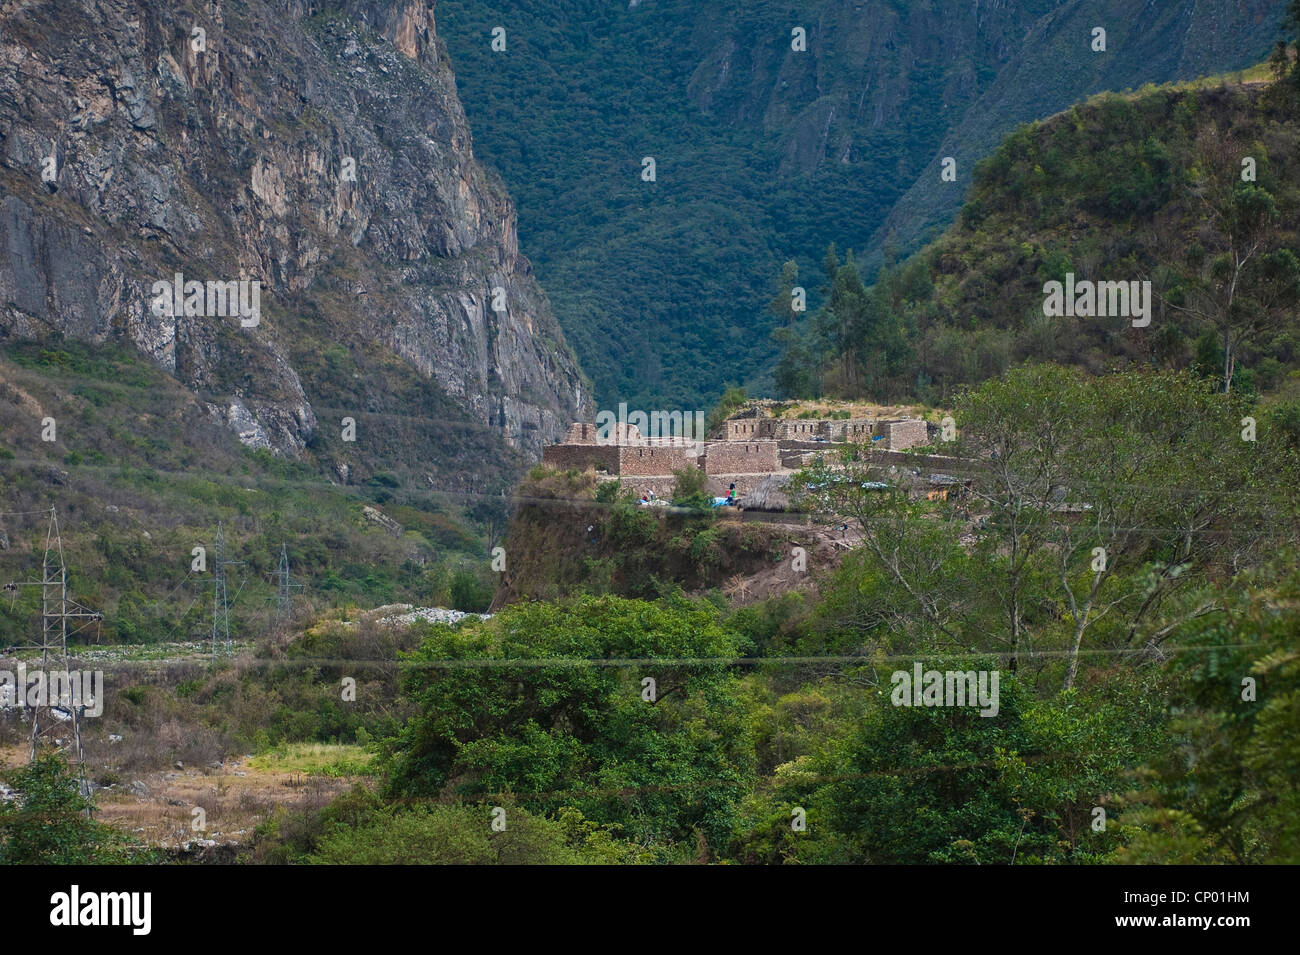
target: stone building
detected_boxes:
[541,441,620,473]
[719,408,930,451]
[702,441,781,474]
[826,418,875,442]
[724,418,774,440]
[540,405,933,503]
[875,418,928,450]
[541,437,700,477]
[771,419,828,441]
[562,422,643,445]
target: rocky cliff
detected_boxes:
[0,0,588,473]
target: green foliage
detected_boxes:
[0,753,155,864]
[775,80,1300,403]
[305,803,645,865]
[449,567,494,613]
[671,465,712,509]
[497,470,781,602]
[257,784,647,864]
[380,596,755,856]
[432,0,1121,407]
[706,385,749,435]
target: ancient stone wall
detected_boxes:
[542,444,619,472]
[879,418,929,450]
[563,422,598,444]
[617,445,695,476]
[703,441,781,474]
[726,419,767,440]
[827,418,875,442]
[563,422,643,445]
[772,419,829,441]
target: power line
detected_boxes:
[37,641,1262,671]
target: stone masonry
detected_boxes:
[703,441,781,474]
[542,406,932,502]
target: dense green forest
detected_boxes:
[433,0,1282,408]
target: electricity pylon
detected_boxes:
[274,543,303,629]
[3,506,101,808]
[210,522,241,657]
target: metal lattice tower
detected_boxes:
[3,506,102,808]
[211,522,231,656]
[274,543,303,629]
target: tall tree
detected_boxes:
[1172,127,1300,392]
[769,260,816,399]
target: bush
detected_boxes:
[671,466,712,509]
[449,567,494,612]
[0,753,156,864]
[306,804,624,865]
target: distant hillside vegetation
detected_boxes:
[435,0,1283,408]
[774,68,1300,404]
[0,340,499,646]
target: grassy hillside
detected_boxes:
[0,338,500,647]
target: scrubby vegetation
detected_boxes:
[82,360,1282,867]
[7,360,1297,865]
[775,64,1300,406]
[489,468,791,604]
[0,337,501,648]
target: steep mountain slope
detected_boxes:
[432,0,1283,408]
[0,0,589,473]
[779,74,1300,404]
[0,0,593,642]
[0,337,500,645]
[872,0,1287,262]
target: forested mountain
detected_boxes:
[773,66,1300,404]
[434,0,1284,408]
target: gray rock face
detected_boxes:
[0,0,588,460]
